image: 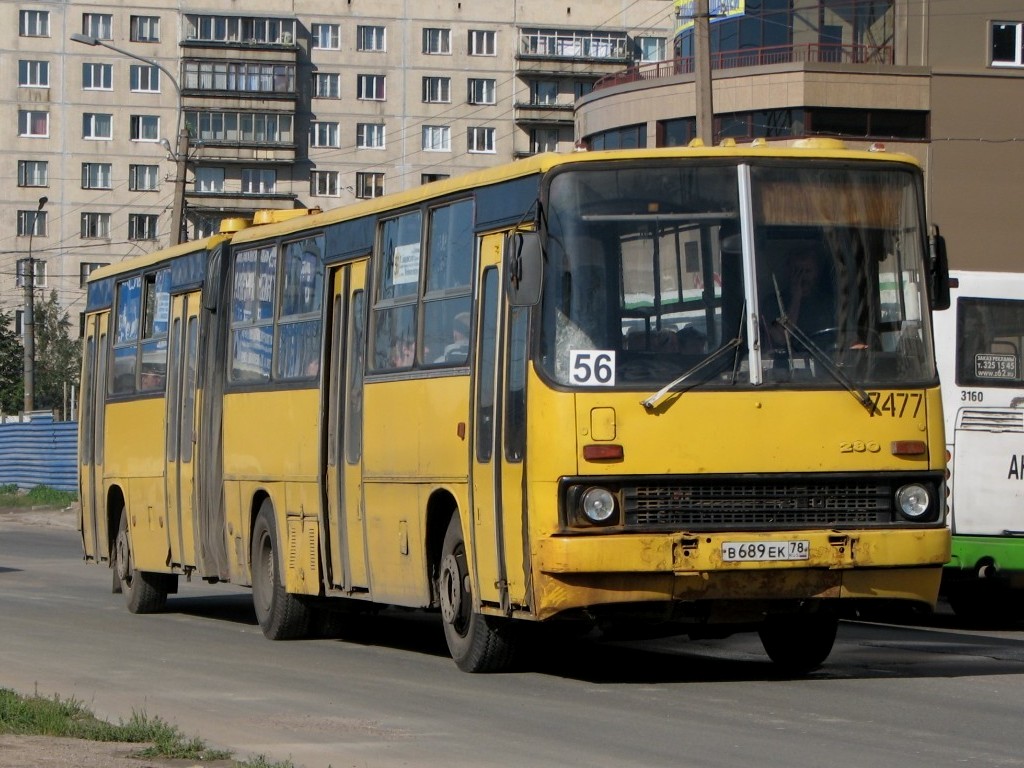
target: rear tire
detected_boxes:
[758,610,838,675]
[251,500,311,640]
[438,515,517,672]
[113,507,170,614]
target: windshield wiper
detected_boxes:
[641,310,746,412]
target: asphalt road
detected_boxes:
[3,509,1024,768]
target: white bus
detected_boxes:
[935,270,1024,619]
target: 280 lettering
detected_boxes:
[867,391,922,418]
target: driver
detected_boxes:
[762,241,835,348]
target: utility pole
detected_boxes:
[23,195,47,414]
[168,128,189,246]
[693,0,715,145]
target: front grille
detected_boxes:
[623,480,892,529]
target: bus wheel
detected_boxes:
[251,501,310,640]
[758,610,838,675]
[438,515,517,673]
[113,507,169,614]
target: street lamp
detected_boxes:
[23,195,47,414]
[70,33,188,245]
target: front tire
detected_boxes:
[251,500,310,640]
[113,507,171,613]
[438,515,517,672]
[758,610,838,675]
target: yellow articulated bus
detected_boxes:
[80,141,951,674]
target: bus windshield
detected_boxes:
[538,160,936,391]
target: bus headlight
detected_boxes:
[580,487,617,524]
[896,483,931,520]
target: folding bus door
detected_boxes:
[80,312,109,562]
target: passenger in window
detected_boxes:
[391,335,415,368]
[435,312,470,363]
[676,325,706,354]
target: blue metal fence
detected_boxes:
[0,413,78,492]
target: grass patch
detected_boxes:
[0,688,296,767]
[0,484,77,508]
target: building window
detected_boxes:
[992,22,1024,67]
[470,30,496,56]
[423,28,451,55]
[357,74,386,100]
[311,170,341,197]
[574,81,594,100]
[19,110,49,138]
[311,121,340,148]
[130,115,160,141]
[423,76,451,103]
[312,23,340,50]
[130,164,160,191]
[130,65,160,92]
[242,169,277,194]
[422,125,451,152]
[194,167,225,193]
[82,162,112,190]
[314,72,341,98]
[355,172,383,199]
[80,262,108,287]
[19,60,49,88]
[531,80,559,105]
[16,259,46,288]
[422,173,450,184]
[81,212,111,239]
[357,123,386,149]
[20,10,50,37]
[17,210,47,237]
[130,15,160,42]
[531,127,559,153]
[128,214,159,240]
[82,13,113,40]
[468,126,496,153]
[184,15,296,45]
[637,36,666,62]
[182,61,296,94]
[587,124,647,150]
[18,160,48,187]
[468,78,496,105]
[186,111,294,144]
[358,25,386,51]
[83,63,113,90]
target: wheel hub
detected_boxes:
[439,552,462,623]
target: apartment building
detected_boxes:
[3,0,677,330]
[575,0,1024,273]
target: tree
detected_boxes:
[33,291,81,419]
[0,309,23,416]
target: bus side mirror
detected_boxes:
[929,226,950,311]
[507,230,543,306]
[203,246,223,312]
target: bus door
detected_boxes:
[325,259,370,592]
[470,234,529,614]
[80,312,109,562]
[163,292,202,569]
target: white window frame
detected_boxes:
[19,110,49,138]
[194,167,225,193]
[312,23,341,50]
[357,123,386,149]
[19,60,49,88]
[16,258,47,288]
[358,25,386,52]
[532,80,559,106]
[468,78,496,105]
[311,121,340,148]
[20,10,50,37]
[83,113,112,140]
[17,210,47,237]
[423,76,451,104]
[355,171,383,199]
[83,63,113,90]
[130,64,160,93]
[18,160,48,187]
[82,162,113,190]
[468,126,496,154]
[637,36,667,62]
[422,125,451,152]
[242,168,277,194]
[129,164,160,191]
[357,74,386,101]
[470,30,496,56]
[81,212,111,239]
[130,115,160,141]
[992,21,1024,67]
[82,13,113,40]
[128,213,159,241]
[311,170,341,197]
[423,28,451,55]
[314,72,341,98]
[130,15,160,43]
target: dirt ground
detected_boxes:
[1,505,242,768]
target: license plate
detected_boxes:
[722,540,810,562]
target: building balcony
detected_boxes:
[189,142,297,163]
